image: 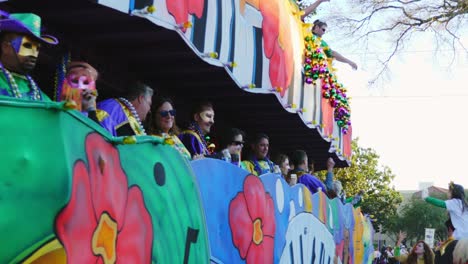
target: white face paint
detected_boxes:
[197,109,214,134]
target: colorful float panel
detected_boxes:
[0,98,368,263]
[191,159,374,263]
[0,98,210,263]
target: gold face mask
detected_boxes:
[11,36,40,57]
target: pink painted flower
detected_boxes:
[229,175,276,263]
[166,0,205,31]
[55,133,153,263]
[260,0,294,97]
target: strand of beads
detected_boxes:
[188,122,210,154]
[0,63,42,100]
[118,97,146,135]
[25,75,42,100]
[303,34,351,134]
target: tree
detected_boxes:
[318,138,403,232]
[384,191,449,246]
[397,196,448,244]
[297,0,468,83]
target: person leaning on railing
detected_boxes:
[178,101,215,159]
[0,11,58,101]
[57,61,100,123]
[271,153,291,183]
[147,96,191,160]
[97,81,153,137]
[287,151,335,195]
[242,133,277,176]
[210,127,246,168]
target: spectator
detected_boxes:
[374,248,382,262]
[242,133,276,176]
[0,11,58,101]
[178,101,214,157]
[400,245,408,255]
[393,231,434,264]
[422,182,468,239]
[58,61,99,121]
[376,246,388,264]
[212,127,245,167]
[452,238,468,264]
[148,97,191,160]
[97,81,153,136]
[288,151,335,195]
[434,218,458,264]
[386,246,394,258]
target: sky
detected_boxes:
[310,2,468,190]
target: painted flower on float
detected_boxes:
[166,0,205,31]
[229,175,276,263]
[259,0,294,97]
[55,133,153,263]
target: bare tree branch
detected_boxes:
[299,0,468,84]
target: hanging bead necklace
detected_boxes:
[188,122,209,154]
[118,97,146,135]
[0,62,42,100]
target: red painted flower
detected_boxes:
[166,0,205,30]
[229,175,275,263]
[343,125,352,158]
[259,0,294,97]
[55,133,153,263]
[322,96,334,137]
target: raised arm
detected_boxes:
[324,157,335,191]
[301,0,330,20]
[422,188,447,208]
[395,231,406,248]
[393,231,408,261]
[330,50,358,70]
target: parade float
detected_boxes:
[0,0,373,263]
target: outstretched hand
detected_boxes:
[421,188,429,199]
[349,61,358,70]
[326,157,335,171]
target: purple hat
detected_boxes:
[0,11,58,45]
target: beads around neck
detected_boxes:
[118,97,146,135]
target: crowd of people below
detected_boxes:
[373,182,468,264]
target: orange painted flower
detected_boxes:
[229,175,275,263]
[55,133,153,263]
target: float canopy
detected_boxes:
[1,0,349,170]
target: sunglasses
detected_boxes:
[231,141,244,146]
[159,109,176,117]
